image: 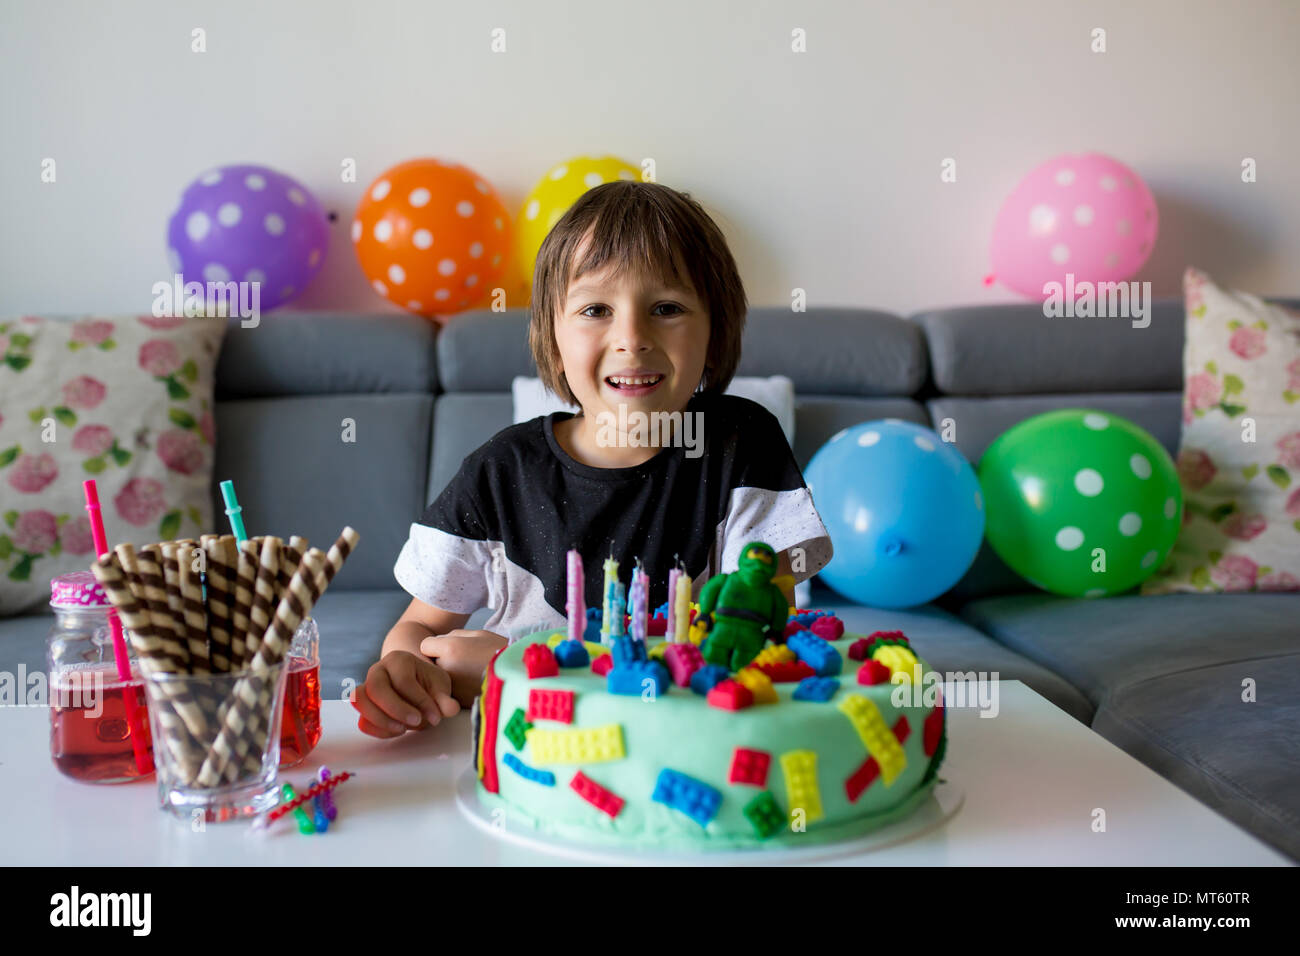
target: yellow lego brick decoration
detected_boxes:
[780,750,824,824]
[871,644,922,684]
[525,724,625,766]
[688,621,707,645]
[648,642,667,661]
[735,667,778,704]
[752,644,796,667]
[837,694,907,784]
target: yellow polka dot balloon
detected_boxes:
[353,158,512,323]
[514,156,643,298]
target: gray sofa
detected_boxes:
[4,301,1296,862]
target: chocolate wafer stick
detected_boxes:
[175,542,211,674]
[229,539,258,670]
[204,536,238,673]
[243,536,282,663]
[135,544,191,673]
[201,527,359,785]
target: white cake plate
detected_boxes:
[455,768,963,865]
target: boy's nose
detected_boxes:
[609,312,655,350]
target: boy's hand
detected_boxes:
[420,629,510,706]
[351,650,460,738]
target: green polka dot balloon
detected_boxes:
[979,409,1183,597]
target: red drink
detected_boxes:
[279,657,321,767]
[49,664,154,782]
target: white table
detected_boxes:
[1,681,1289,865]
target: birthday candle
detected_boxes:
[674,571,690,643]
[629,565,648,642]
[611,580,626,639]
[601,556,619,645]
[666,567,680,642]
[566,550,585,643]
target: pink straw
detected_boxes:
[84,479,152,775]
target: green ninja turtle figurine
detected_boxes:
[697,540,788,672]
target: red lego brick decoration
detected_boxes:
[893,714,911,744]
[924,701,944,756]
[648,614,667,636]
[810,616,844,641]
[729,747,771,787]
[756,659,816,683]
[480,648,505,794]
[527,688,575,724]
[844,716,912,803]
[857,660,892,685]
[864,629,910,656]
[783,621,809,642]
[845,756,880,802]
[591,653,614,676]
[848,638,871,661]
[570,771,625,818]
[523,642,559,679]
[707,679,754,711]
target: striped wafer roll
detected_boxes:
[229,539,259,670]
[96,550,209,783]
[278,535,308,598]
[169,542,211,675]
[204,536,238,673]
[198,549,329,786]
[91,553,204,783]
[243,536,282,662]
[201,527,358,785]
[134,544,191,673]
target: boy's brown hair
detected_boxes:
[529,180,748,406]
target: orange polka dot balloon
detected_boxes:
[352,159,511,322]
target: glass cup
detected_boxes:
[144,662,288,823]
[279,616,321,768]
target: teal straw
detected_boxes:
[220,479,248,543]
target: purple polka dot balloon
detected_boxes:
[166,164,329,312]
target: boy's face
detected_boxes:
[555,254,709,435]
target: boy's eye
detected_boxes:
[578,304,683,318]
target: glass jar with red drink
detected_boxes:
[47,571,154,782]
[279,616,321,767]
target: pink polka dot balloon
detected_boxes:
[988,153,1159,300]
[166,164,330,312]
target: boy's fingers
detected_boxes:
[434,691,461,718]
[389,665,445,726]
[356,712,403,739]
[358,669,417,734]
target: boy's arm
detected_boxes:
[382,597,472,658]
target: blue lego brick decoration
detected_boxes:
[554,639,590,668]
[502,752,556,786]
[653,768,722,827]
[584,607,603,644]
[788,631,842,676]
[790,610,829,628]
[792,676,840,702]
[689,664,731,696]
[608,660,670,697]
[611,635,648,665]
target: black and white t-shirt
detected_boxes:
[393,391,832,641]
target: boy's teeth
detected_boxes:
[608,375,662,387]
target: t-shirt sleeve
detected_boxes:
[392,456,496,614]
[712,398,833,584]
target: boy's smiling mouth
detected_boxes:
[603,371,666,396]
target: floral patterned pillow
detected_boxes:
[1141,268,1300,595]
[0,315,227,614]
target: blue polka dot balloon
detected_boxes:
[805,420,985,608]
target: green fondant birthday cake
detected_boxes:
[472,612,948,851]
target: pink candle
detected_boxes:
[630,565,648,642]
[566,549,584,643]
[666,567,681,642]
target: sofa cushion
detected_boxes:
[1090,653,1300,862]
[960,592,1300,709]
[0,314,227,614]
[804,582,1094,723]
[213,394,433,590]
[214,312,437,397]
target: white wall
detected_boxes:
[1,0,1297,318]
